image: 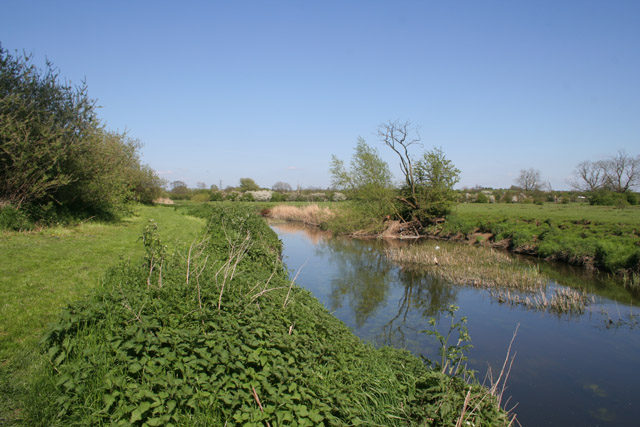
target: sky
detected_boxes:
[3,0,639,190]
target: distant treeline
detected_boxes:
[0,45,164,229]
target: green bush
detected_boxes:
[0,205,33,231]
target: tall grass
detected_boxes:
[265,203,334,226]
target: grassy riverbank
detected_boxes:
[0,205,205,425]
[269,202,640,277]
[439,203,640,277]
[13,203,509,425]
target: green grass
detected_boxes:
[440,203,640,276]
[0,205,205,426]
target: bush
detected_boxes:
[0,45,163,221]
[0,205,33,231]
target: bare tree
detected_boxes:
[377,120,422,209]
[515,169,542,191]
[570,160,607,192]
[272,181,292,192]
[570,150,639,193]
[601,150,640,193]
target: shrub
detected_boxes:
[0,205,33,231]
[247,190,273,202]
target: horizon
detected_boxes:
[3,0,639,191]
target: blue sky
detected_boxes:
[3,0,639,190]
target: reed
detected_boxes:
[386,241,548,292]
[490,288,595,315]
[266,204,334,226]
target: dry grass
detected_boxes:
[266,204,334,226]
[385,241,548,292]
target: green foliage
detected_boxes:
[239,177,260,191]
[0,204,33,231]
[28,204,508,426]
[0,45,163,222]
[589,190,631,206]
[412,147,461,219]
[330,138,395,225]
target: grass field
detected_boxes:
[440,202,640,276]
[0,205,205,425]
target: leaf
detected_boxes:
[128,362,143,374]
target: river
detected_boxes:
[270,220,640,426]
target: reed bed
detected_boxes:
[490,288,595,315]
[385,241,548,292]
[266,204,334,226]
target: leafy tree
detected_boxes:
[169,181,189,199]
[414,148,460,218]
[330,138,395,230]
[0,45,163,220]
[239,177,260,191]
[330,137,393,203]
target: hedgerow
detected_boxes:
[28,204,508,426]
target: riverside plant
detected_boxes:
[385,241,548,292]
[266,203,334,226]
[490,287,596,316]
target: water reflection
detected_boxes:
[270,219,640,426]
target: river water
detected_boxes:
[269,220,640,426]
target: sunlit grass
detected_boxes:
[0,205,205,425]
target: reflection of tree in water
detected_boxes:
[381,268,459,347]
[316,237,459,337]
[318,237,394,328]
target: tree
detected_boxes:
[0,45,163,218]
[272,181,292,192]
[414,148,461,218]
[515,168,541,191]
[570,160,607,192]
[330,137,394,222]
[570,150,639,193]
[378,120,460,221]
[239,177,260,191]
[602,150,639,193]
[169,181,189,199]
[330,137,392,199]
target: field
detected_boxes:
[440,202,640,277]
[0,205,205,425]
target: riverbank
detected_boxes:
[19,204,510,425]
[265,202,640,281]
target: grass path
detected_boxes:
[0,205,205,425]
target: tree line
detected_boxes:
[0,45,164,227]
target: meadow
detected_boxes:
[432,203,640,278]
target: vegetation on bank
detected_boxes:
[0,45,164,229]
[21,204,510,426]
[438,203,640,278]
[0,205,205,426]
